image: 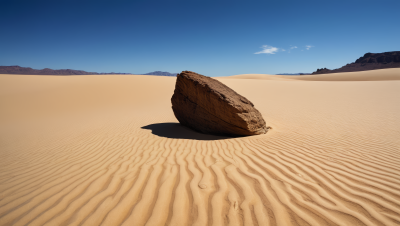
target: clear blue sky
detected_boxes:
[1,0,399,76]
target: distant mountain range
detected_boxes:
[142,71,178,76]
[0,66,180,76]
[312,51,400,74]
[0,66,133,75]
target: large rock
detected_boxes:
[171,71,269,136]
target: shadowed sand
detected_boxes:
[141,123,231,140]
[0,69,400,226]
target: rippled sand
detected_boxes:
[1,69,400,226]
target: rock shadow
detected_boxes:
[141,123,236,140]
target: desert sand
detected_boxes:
[1,69,400,226]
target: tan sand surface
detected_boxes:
[228,68,400,81]
[220,74,293,81]
[1,70,400,226]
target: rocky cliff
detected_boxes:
[312,51,400,74]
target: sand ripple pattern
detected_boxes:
[1,120,399,226]
[1,75,400,226]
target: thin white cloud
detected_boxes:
[254,45,311,54]
[288,46,297,53]
[305,45,314,50]
[254,45,279,54]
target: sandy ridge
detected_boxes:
[224,68,400,81]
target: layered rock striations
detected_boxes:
[171,71,269,136]
[312,51,400,74]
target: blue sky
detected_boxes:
[1,0,399,76]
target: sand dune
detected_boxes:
[227,68,400,81]
[220,74,294,81]
[1,70,400,226]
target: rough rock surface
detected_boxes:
[312,51,400,74]
[171,71,269,136]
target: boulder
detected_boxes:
[171,71,269,136]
